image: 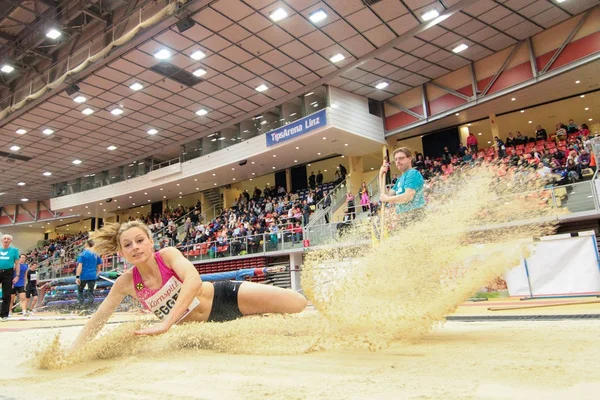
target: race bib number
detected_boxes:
[145,276,200,321]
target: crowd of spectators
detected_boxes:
[26,233,87,265]
[407,121,595,185]
[176,183,335,258]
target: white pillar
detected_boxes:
[289,252,303,292]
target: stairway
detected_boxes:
[203,188,223,214]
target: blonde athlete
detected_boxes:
[71,221,306,351]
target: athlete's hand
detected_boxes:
[134,322,171,336]
[12,277,18,285]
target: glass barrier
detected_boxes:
[178,229,304,261]
[51,86,328,197]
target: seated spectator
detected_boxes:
[458,143,467,157]
[566,159,580,182]
[414,154,425,170]
[462,148,473,163]
[495,136,505,157]
[441,146,452,165]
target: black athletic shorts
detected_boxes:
[26,284,38,298]
[207,281,243,323]
[12,286,25,295]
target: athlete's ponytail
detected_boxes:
[90,220,152,256]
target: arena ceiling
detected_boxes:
[0,0,597,207]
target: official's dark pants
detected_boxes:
[77,280,96,305]
[0,268,14,318]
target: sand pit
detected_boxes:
[1,316,599,399]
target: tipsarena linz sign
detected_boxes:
[266,109,327,147]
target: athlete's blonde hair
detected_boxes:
[90,220,152,256]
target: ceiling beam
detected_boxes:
[38,0,58,8]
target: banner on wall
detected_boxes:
[505,235,600,296]
[266,109,327,147]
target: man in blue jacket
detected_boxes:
[75,240,103,307]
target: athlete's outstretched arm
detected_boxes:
[133,247,202,336]
[70,274,129,353]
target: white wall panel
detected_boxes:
[328,86,386,143]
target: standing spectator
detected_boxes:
[338,164,347,181]
[359,182,370,212]
[25,262,38,314]
[441,146,452,165]
[11,254,28,316]
[323,190,331,223]
[0,234,19,320]
[555,123,567,140]
[505,132,515,147]
[302,200,311,226]
[316,170,324,186]
[515,131,525,145]
[567,119,579,134]
[495,136,506,158]
[345,192,356,221]
[308,171,316,189]
[75,240,103,308]
[467,132,478,153]
[580,123,591,138]
[535,125,548,141]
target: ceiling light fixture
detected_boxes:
[581,95,585,98]
[190,50,206,60]
[17,182,25,186]
[16,129,26,134]
[455,113,459,116]
[130,82,144,91]
[269,8,288,22]
[520,110,525,113]
[73,96,86,103]
[82,108,94,115]
[154,49,171,60]
[107,145,117,151]
[72,159,82,164]
[43,172,52,176]
[193,68,207,77]
[46,29,61,39]
[330,53,345,63]
[452,43,468,53]
[111,108,124,116]
[575,80,580,84]
[43,128,54,135]
[421,9,440,21]
[10,145,20,151]
[21,198,28,202]
[511,97,516,101]
[309,9,327,23]
[375,82,389,90]
[255,84,268,92]
[196,109,208,116]
[1,64,14,73]
[147,128,158,135]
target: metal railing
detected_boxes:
[150,157,181,171]
[0,0,174,115]
[305,179,348,227]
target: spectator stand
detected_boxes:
[304,179,348,228]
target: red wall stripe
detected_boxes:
[385,31,600,132]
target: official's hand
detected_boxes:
[379,162,389,176]
[75,278,81,285]
[12,277,18,285]
[134,322,171,336]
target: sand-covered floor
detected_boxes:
[1,317,599,399]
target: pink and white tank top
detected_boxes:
[132,251,200,321]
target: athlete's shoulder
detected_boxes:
[113,270,134,295]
